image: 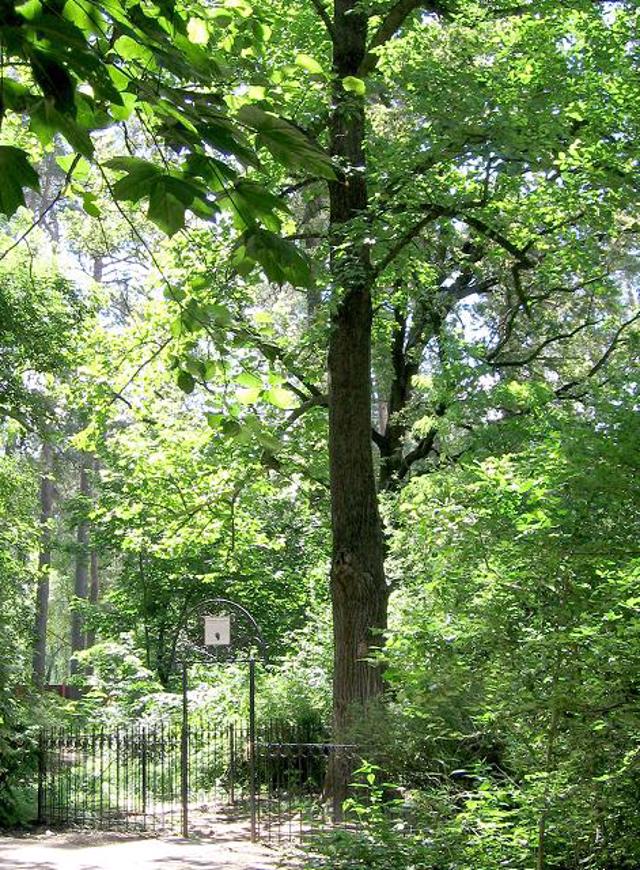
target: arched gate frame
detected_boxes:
[178,597,268,841]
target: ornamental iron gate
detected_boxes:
[37,723,359,843]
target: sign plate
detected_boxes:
[204,615,231,646]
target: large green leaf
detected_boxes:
[107,158,213,235]
[107,158,163,202]
[30,99,94,156]
[238,105,335,180]
[0,147,40,216]
[242,228,313,287]
[147,179,189,236]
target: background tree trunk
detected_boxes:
[32,441,54,686]
[70,459,90,684]
[86,459,100,649]
[86,550,99,649]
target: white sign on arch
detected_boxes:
[204,615,231,646]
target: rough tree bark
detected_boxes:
[328,0,388,747]
[32,441,54,686]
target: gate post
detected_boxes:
[181,662,189,838]
[249,655,257,842]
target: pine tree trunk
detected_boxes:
[328,0,388,748]
[70,459,90,682]
[32,442,54,687]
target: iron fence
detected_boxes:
[37,723,359,842]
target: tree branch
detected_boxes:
[373,206,445,277]
[556,309,640,396]
[282,393,328,429]
[235,327,324,400]
[359,0,451,76]
[487,319,598,368]
[396,428,438,479]
[308,0,336,40]
[461,213,534,266]
[371,427,388,451]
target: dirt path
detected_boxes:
[0,831,296,870]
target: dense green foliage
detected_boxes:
[381,402,640,868]
[0,1,638,867]
[0,454,41,825]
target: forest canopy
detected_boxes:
[0,0,639,867]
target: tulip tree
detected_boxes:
[166,0,640,754]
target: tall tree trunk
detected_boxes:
[86,550,99,649]
[70,459,90,682]
[86,459,100,649]
[32,441,54,687]
[328,0,388,743]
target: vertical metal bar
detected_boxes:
[160,721,165,831]
[151,726,157,832]
[116,728,121,830]
[249,655,257,842]
[229,723,235,805]
[37,729,45,824]
[99,729,104,828]
[141,727,148,819]
[181,661,189,838]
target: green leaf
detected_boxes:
[177,370,196,394]
[0,147,40,217]
[221,418,241,437]
[30,50,76,113]
[229,179,286,232]
[265,387,295,409]
[238,105,335,180]
[57,154,91,181]
[113,35,155,65]
[147,180,187,236]
[242,228,313,288]
[30,100,94,156]
[211,9,233,26]
[187,17,209,44]
[257,431,282,453]
[295,53,323,75]
[107,157,162,201]
[342,76,366,96]
[237,372,262,388]
[63,0,104,34]
[203,303,232,326]
[16,0,42,19]
[82,192,101,217]
[237,386,262,404]
[110,92,137,121]
[0,79,31,112]
[109,161,208,234]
